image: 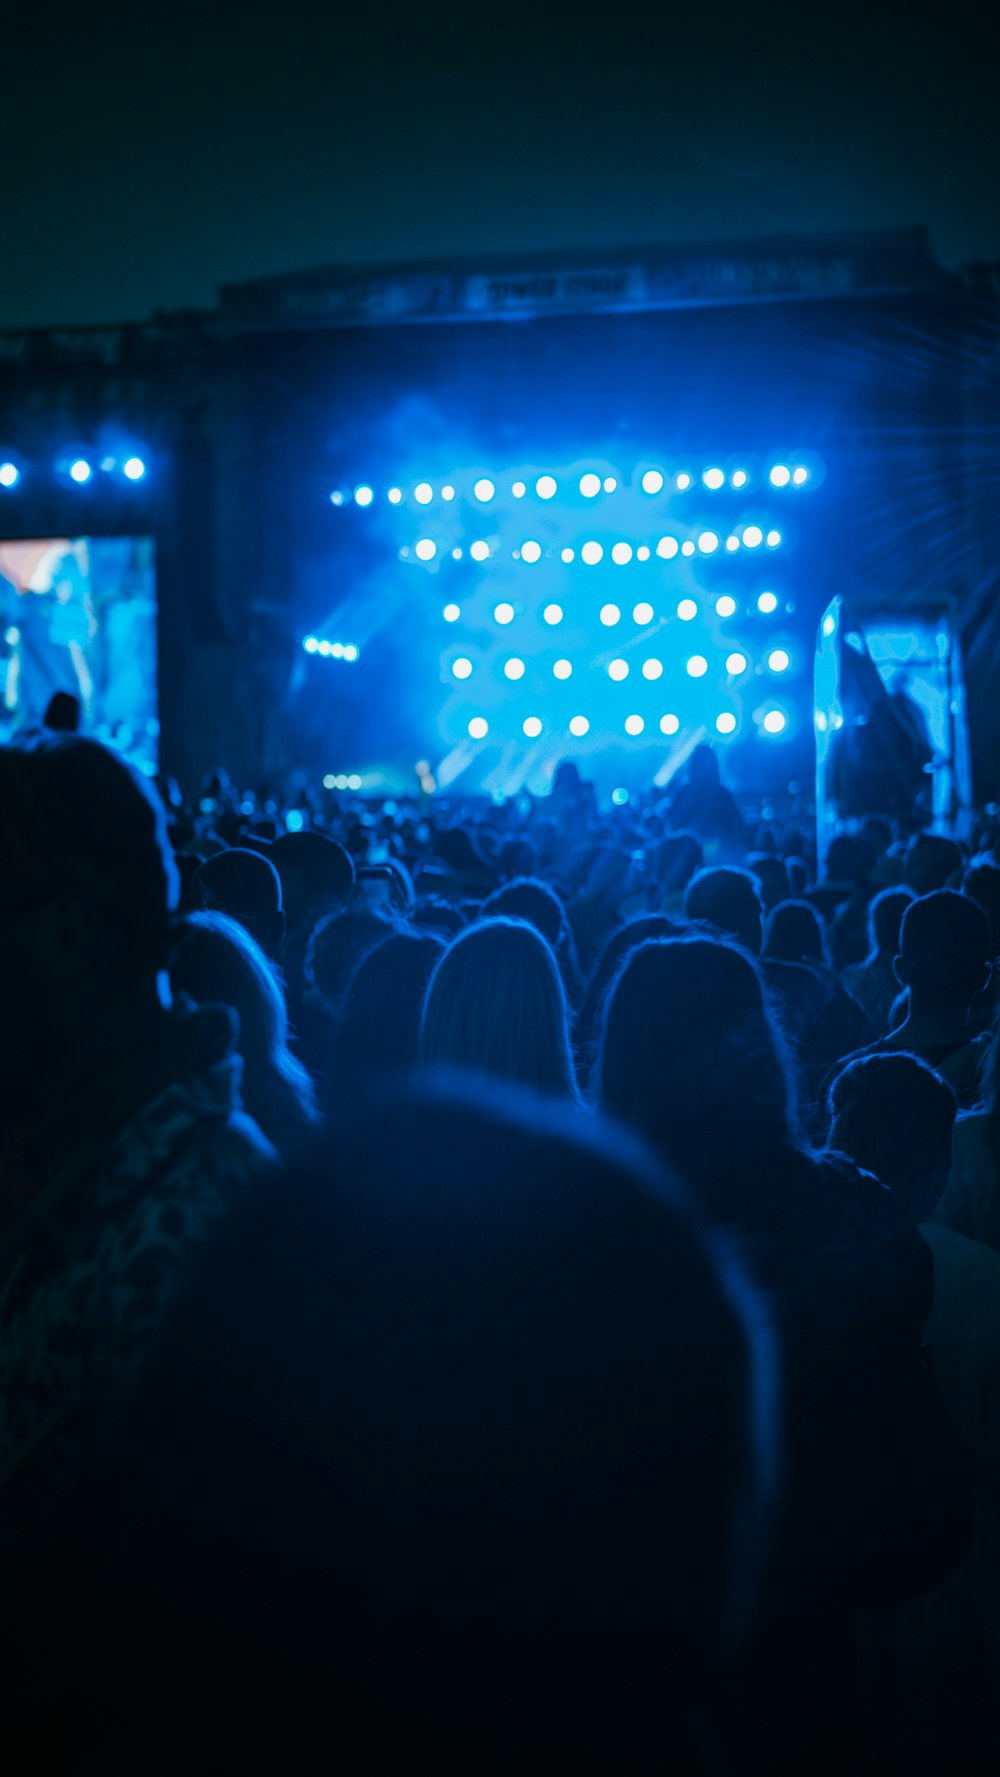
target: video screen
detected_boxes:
[0,536,157,773]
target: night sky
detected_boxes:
[3,4,994,330]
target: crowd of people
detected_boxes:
[2,721,1000,1772]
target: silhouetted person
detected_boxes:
[482,874,584,1006]
[663,744,747,860]
[574,913,686,1090]
[840,885,915,1036]
[269,828,355,1018]
[421,917,579,1099]
[904,831,963,897]
[937,1018,1000,1256]
[42,689,81,733]
[761,898,829,968]
[191,845,285,959]
[328,929,444,1098]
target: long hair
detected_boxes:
[331,930,445,1094]
[172,910,318,1151]
[420,917,579,1100]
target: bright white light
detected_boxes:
[504,657,525,680]
[698,531,719,554]
[521,540,542,563]
[815,710,829,732]
[494,602,515,625]
[768,648,790,673]
[641,469,664,494]
[716,595,737,617]
[642,658,663,680]
[347,774,362,790]
[441,485,456,501]
[656,536,679,559]
[763,709,787,734]
[603,476,617,492]
[318,641,333,656]
[388,487,402,504]
[758,591,779,614]
[821,611,836,636]
[660,713,680,735]
[123,456,146,480]
[331,643,344,658]
[687,655,708,678]
[633,601,654,625]
[452,657,473,679]
[612,787,629,806]
[470,540,490,561]
[600,604,621,626]
[343,644,359,662]
[704,468,724,489]
[322,774,336,789]
[512,481,526,498]
[731,469,748,488]
[70,459,92,483]
[469,717,489,739]
[743,526,763,548]
[792,466,809,485]
[726,652,748,675]
[334,775,349,790]
[716,712,737,735]
[676,472,692,490]
[677,599,697,621]
[543,603,563,625]
[0,463,19,487]
[769,465,791,487]
[581,541,604,565]
[304,636,319,653]
[611,542,633,565]
[553,658,572,679]
[354,485,374,506]
[608,659,629,680]
[443,603,460,622]
[415,539,437,561]
[766,529,782,547]
[536,475,557,499]
[580,473,601,498]
[561,547,575,562]
[474,478,495,502]
[569,715,590,736]
[725,536,740,552]
[451,548,463,560]
[523,716,543,737]
[414,482,433,504]
[636,545,651,561]
[329,490,345,506]
[625,714,645,735]
[681,541,696,557]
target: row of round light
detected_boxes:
[408,527,782,564]
[337,466,811,506]
[462,709,787,740]
[450,649,790,682]
[302,636,360,660]
[444,592,781,626]
[322,772,364,790]
[0,455,147,488]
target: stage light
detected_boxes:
[681,541,695,557]
[612,787,629,805]
[725,536,740,552]
[603,476,617,492]
[580,473,601,497]
[468,717,489,739]
[335,774,350,790]
[553,658,572,679]
[769,465,791,487]
[612,542,633,565]
[441,485,456,501]
[123,456,146,480]
[331,643,344,657]
[726,652,748,675]
[569,715,590,736]
[698,531,719,554]
[304,636,319,653]
[474,478,495,502]
[625,714,645,735]
[608,659,629,680]
[329,490,345,505]
[731,469,748,488]
[792,466,809,485]
[703,468,724,489]
[656,536,679,559]
[0,463,19,487]
[521,540,542,563]
[677,599,697,621]
[504,657,525,680]
[768,648,790,673]
[343,644,359,661]
[660,713,680,735]
[758,591,779,614]
[70,459,92,483]
[676,472,692,490]
[512,480,526,497]
[641,469,664,494]
[494,602,515,624]
[347,774,363,790]
[354,485,374,505]
[642,658,663,679]
[414,482,433,504]
[600,604,621,626]
[636,545,651,561]
[470,540,490,561]
[318,640,333,656]
[716,595,737,617]
[388,487,402,504]
[523,716,543,737]
[633,601,654,625]
[821,612,836,636]
[716,712,737,735]
[451,548,463,560]
[561,547,575,562]
[443,604,460,622]
[763,709,787,734]
[581,541,604,565]
[687,655,708,677]
[743,526,763,548]
[323,774,336,789]
[415,538,437,561]
[766,529,781,547]
[543,603,563,625]
[536,475,557,499]
[452,657,473,679]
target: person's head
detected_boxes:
[895,889,991,1016]
[904,832,963,897]
[42,690,82,733]
[431,825,493,884]
[761,899,827,968]
[597,936,798,1211]
[411,896,467,939]
[827,1053,957,1219]
[652,831,704,898]
[575,914,687,1074]
[268,830,355,944]
[482,876,564,950]
[0,735,179,1110]
[191,847,284,958]
[866,885,915,960]
[687,744,721,787]
[684,867,763,956]
[421,917,578,1098]
[330,930,445,1096]
[171,910,316,1152]
[824,834,861,884]
[746,854,791,913]
[498,836,538,880]
[305,907,398,1015]
[963,862,1000,955]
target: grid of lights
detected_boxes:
[303,636,360,661]
[330,461,814,507]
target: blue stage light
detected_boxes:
[569,715,590,736]
[660,713,680,734]
[304,636,319,653]
[543,604,563,625]
[536,475,557,499]
[697,531,719,554]
[625,714,644,735]
[123,456,146,480]
[636,545,651,561]
[504,657,525,680]
[821,611,836,636]
[414,482,433,504]
[521,540,542,563]
[387,487,402,504]
[70,459,92,483]
[443,603,461,622]
[553,658,572,679]
[632,601,654,625]
[470,540,490,561]
[687,655,708,677]
[330,490,345,505]
[343,644,360,662]
[494,602,515,625]
[318,640,333,656]
[716,595,737,617]
[769,465,791,487]
[323,774,336,789]
[641,469,664,494]
[703,468,724,489]
[347,774,363,790]
[642,658,663,680]
[656,536,678,559]
[681,541,696,557]
[415,538,437,561]
[758,591,779,614]
[768,648,790,673]
[452,657,473,679]
[523,716,542,737]
[608,659,629,680]
[763,709,787,733]
[468,717,489,739]
[677,599,697,621]
[766,529,782,547]
[743,526,763,548]
[474,478,495,502]
[731,469,748,488]
[579,473,601,498]
[612,787,629,805]
[581,541,604,565]
[716,712,737,735]
[561,547,575,562]
[725,535,740,552]
[512,480,526,498]
[441,485,456,501]
[726,651,748,675]
[0,463,19,487]
[603,476,617,492]
[354,484,374,505]
[451,548,463,560]
[600,604,621,626]
[286,810,305,832]
[331,643,344,657]
[612,542,633,565]
[792,466,809,485]
[675,472,692,490]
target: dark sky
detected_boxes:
[4,4,994,330]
